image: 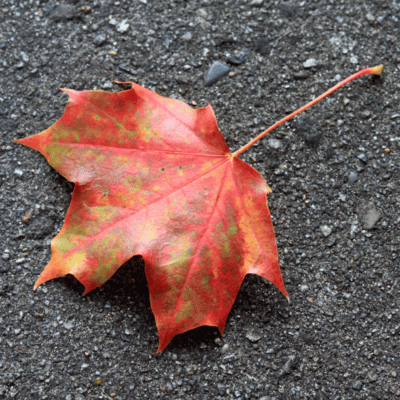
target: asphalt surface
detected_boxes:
[1,0,399,399]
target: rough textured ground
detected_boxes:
[1,0,399,399]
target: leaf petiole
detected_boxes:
[232,65,383,158]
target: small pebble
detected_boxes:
[366,13,375,22]
[348,171,358,183]
[278,355,298,376]
[320,225,332,237]
[50,4,76,22]
[42,2,56,15]
[245,327,263,342]
[196,8,208,18]
[268,138,281,149]
[20,52,29,63]
[0,261,10,273]
[325,311,334,317]
[362,206,380,230]
[116,20,130,33]
[118,65,136,75]
[367,371,378,382]
[360,110,371,119]
[204,61,230,86]
[300,285,309,293]
[303,58,317,68]
[293,71,309,79]
[221,343,230,353]
[227,49,250,65]
[93,34,107,46]
[350,56,358,64]
[182,32,193,41]
[357,153,367,163]
[279,3,298,17]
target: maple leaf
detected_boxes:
[15,65,382,352]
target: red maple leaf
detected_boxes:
[15,65,382,352]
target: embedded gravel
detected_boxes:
[1,1,399,399]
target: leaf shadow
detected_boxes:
[51,256,220,352]
[52,257,290,356]
[100,256,222,354]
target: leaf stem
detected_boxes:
[232,65,383,158]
